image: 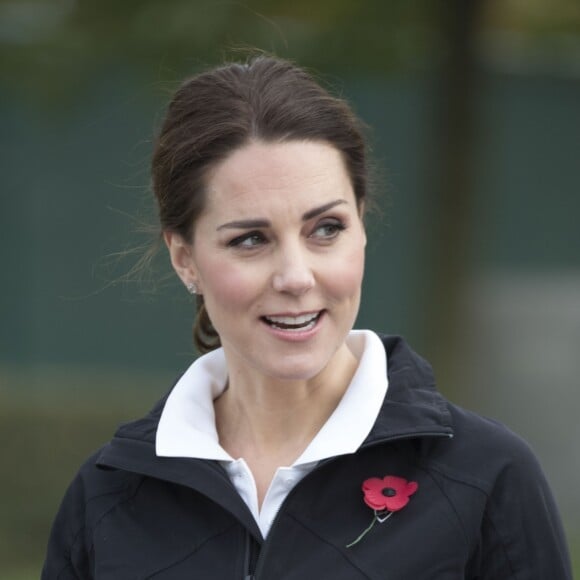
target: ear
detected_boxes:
[163,231,199,288]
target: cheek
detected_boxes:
[326,240,366,299]
[196,257,262,315]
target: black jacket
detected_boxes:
[42,336,572,579]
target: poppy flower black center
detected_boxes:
[382,487,396,497]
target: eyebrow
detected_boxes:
[216,199,348,231]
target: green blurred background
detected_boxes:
[1,0,579,577]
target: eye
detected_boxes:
[227,231,267,249]
[311,219,346,240]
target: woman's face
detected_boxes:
[167,139,366,383]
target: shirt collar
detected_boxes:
[156,329,388,464]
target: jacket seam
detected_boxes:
[55,558,80,580]
[422,461,519,576]
[285,512,373,580]
[109,432,155,443]
[91,476,146,535]
[145,522,239,579]
[419,467,471,549]
[87,476,243,578]
[421,460,491,495]
[418,461,490,547]
[482,498,519,578]
[58,476,142,578]
[83,477,139,504]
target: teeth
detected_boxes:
[264,312,320,331]
[266,313,318,325]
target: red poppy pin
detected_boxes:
[346,475,418,548]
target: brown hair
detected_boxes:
[152,55,370,353]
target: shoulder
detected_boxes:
[42,447,145,579]
[85,444,148,498]
[56,446,146,535]
[377,334,543,486]
[429,405,572,577]
[426,402,546,494]
[58,388,174,522]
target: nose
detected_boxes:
[272,244,315,295]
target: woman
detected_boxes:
[43,56,572,579]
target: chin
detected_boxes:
[260,355,326,383]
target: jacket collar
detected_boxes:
[362,335,453,446]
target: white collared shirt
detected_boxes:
[156,329,388,537]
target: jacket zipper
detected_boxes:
[243,529,257,579]
[251,430,453,579]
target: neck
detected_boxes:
[214,342,358,467]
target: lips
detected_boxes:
[262,311,322,331]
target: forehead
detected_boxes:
[202,140,355,218]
